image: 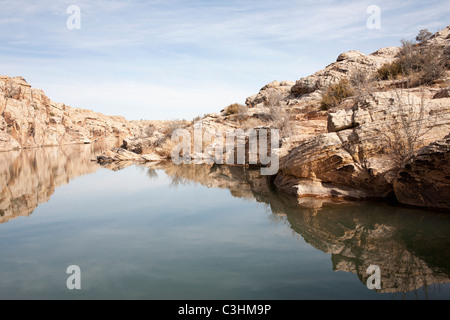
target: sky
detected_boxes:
[0,0,449,120]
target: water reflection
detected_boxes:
[140,162,450,296]
[0,143,112,224]
[0,147,449,297]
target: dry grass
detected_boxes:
[163,120,188,138]
[377,61,403,80]
[240,117,269,130]
[145,124,156,137]
[264,90,284,108]
[223,103,247,116]
[377,33,447,86]
[320,79,355,110]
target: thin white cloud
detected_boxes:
[0,0,449,119]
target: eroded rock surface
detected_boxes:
[394,134,450,210]
[0,75,146,151]
[275,90,450,200]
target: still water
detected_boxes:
[0,144,450,300]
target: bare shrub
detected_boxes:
[320,79,354,110]
[350,69,368,87]
[420,45,446,85]
[351,70,375,101]
[266,92,293,138]
[240,117,268,131]
[376,89,436,167]
[5,83,19,99]
[377,61,403,80]
[264,90,284,108]
[398,40,420,71]
[145,124,156,137]
[223,103,247,116]
[153,137,166,148]
[378,33,446,86]
[444,46,450,69]
[162,120,188,138]
[156,138,177,159]
[192,115,202,123]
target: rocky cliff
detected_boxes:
[394,134,450,210]
[0,75,147,151]
[7,26,448,211]
[116,26,450,210]
[266,26,450,209]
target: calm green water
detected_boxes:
[0,144,450,300]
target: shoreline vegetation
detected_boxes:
[1,27,450,211]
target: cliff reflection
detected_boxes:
[2,151,450,296]
[147,162,450,296]
[0,143,111,224]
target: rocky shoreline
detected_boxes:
[95,27,450,210]
[2,27,450,211]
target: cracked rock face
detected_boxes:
[394,135,450,210]
[275,92,450,200]
[290,48,399,96]
[245,80,296,108]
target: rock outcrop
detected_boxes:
[433,87,450,99]
[91,26,450,209]
[97,147,163,164]
[394,134,450,210]
[0,75,146,152]
[275,91,450,200]
[290,47,399,97]
[245,80,295,108]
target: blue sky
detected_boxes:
[0,0,449,120]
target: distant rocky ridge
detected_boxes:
[0,75,149,151]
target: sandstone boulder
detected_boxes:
[433,87,450,99]
[394,135,450,210]
[275,91,450,200]
[245,80,294,108]
[290,48,399,96]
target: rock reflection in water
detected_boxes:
[0,143,113,224]
[1,150,450,297]
[142,162,450,296]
